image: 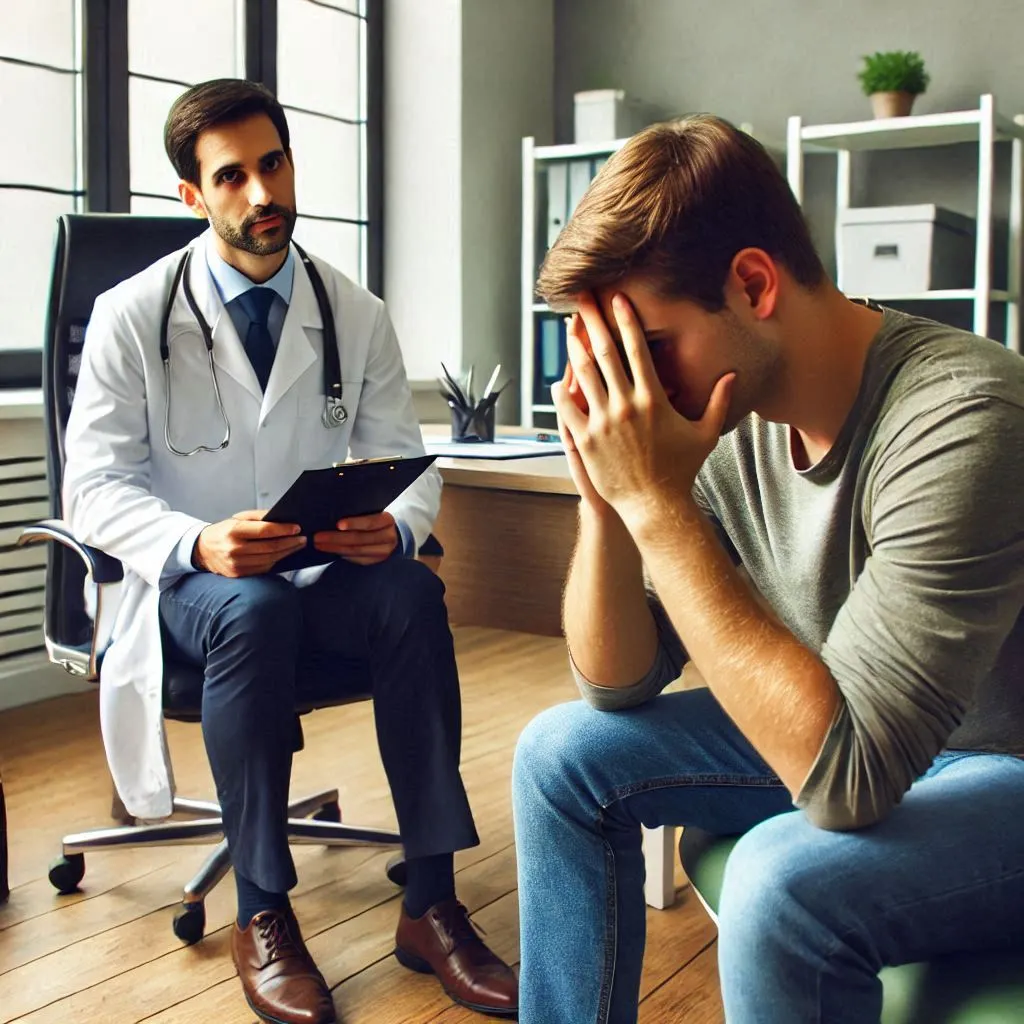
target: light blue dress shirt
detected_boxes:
[160,242,413,587]
[206,241,295,352]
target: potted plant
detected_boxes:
[857,50,930,118]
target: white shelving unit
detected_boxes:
[520,136,630,427]
[521,129,782,426]
[786,94,1024,349]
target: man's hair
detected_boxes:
[164,78,291,185]
[537,114,826,311]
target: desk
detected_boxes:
[431,449,577,637]
[425,430,678,908]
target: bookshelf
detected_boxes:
[787,94,1024,348]
[520,129,782,427]
[519,136,627,427]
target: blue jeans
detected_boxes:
[512,688,1024,1023]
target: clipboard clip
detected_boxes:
[332,455,406,468]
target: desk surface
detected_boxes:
[422,425,578,497]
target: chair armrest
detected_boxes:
[18,519,124,583]
[17,519,124,680]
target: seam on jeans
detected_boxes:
[588,773,783,1019]
[595,816,617,1024]
[813,911,865,1023]
[816,942,826,1024]
[822,917,894,1022]
[883,865,1024,916]
[599,774,785,809]
[816,865,1024,1020]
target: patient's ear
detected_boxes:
[729,248,778,320]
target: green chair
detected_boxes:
[679,829,1024,1024]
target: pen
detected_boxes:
[482,363,502,401]
[440,362,468,408]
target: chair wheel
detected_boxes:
[386,852,407,887]
[172,901,206,945]
[313,801,341,823]
[48,853,85,895]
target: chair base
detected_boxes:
[51,788,404,943]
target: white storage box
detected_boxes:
[839,205,975,295]
[574,89,656,143]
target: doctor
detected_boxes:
[62,79,517,1024]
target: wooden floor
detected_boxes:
[0,627,723,1023]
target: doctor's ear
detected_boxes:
[178,180,209,220]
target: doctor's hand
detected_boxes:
[313,511,398,566]
[193,510,307,577]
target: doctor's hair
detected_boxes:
[164,79,291,185]
[537,114,825,313]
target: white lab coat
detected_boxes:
[62,229,441,820]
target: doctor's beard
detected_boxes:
[211,203,297,257]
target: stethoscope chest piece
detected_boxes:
[323,391,348,427]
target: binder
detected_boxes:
[264,454,437,572]
[536,315,567,404]
[568,159,594,219]
[547,162,569,248]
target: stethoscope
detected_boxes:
[159,241,348,457]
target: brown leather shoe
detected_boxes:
[395,899,518,1018]
[231,908,337,1024]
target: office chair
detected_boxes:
[679,828,1024,1024]
[18,214,414,944]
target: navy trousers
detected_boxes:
[158,555,479,892]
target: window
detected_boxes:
[0,0,84,354]
[277,0,368,284]
[0,0,381,379]
[127,0,245,215]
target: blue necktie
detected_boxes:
[236,287,277,391]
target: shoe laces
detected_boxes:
[256,912,301,963]
[443,901,489,950]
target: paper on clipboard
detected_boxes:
[424,437,565,460]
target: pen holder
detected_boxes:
[451,403,496,443]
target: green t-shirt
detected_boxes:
[576,308,1024,830]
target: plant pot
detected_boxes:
[870,91,916,118]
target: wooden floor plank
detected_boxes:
[639,944,724,1024]
[0,627,723,1023]
[427,890,717,1024]
[138,846,520,1024]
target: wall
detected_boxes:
[384,0,464,386]
[385,0,555,420]
[554,0,1024,328]
[462,0,554,422]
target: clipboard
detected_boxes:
[264,453,437,572]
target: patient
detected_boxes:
[512,114,1024,1023]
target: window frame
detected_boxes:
[0,0,383,386]
[0,0,85,385]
